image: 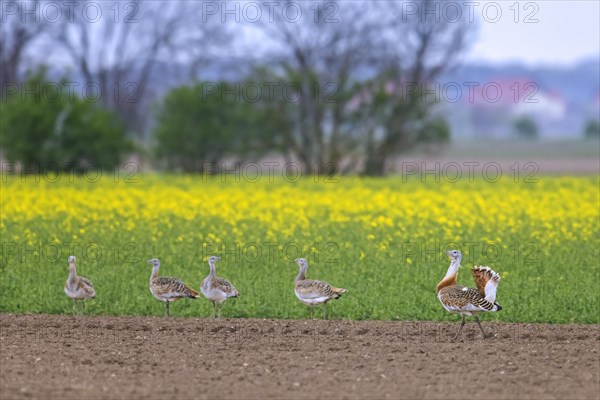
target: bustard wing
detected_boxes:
[296,280,347,300]
[79,277,96,297]
[154,276,200,299]
[79,276,94,287]
[471,266,501,303]
[212,277,240,297]
[439,285,496,312]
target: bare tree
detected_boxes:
[253,0,382,173]
[252,0,471,175]
[52,0,228,137]
[360,0,472,175]
[0,1,49,96]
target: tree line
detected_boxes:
[1,0,471,175]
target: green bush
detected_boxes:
[152,82,279,172]
[418,117,451,143]
[512,115,539,139]
[0,70,132,170]
[583,119,600,139]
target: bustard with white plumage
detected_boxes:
[200,256,240,318]
[437,250,502,340]
[64,255,96,314]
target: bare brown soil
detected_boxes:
[1,314,598,400]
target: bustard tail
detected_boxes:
[331,286,347,297]
[471,266,501,304]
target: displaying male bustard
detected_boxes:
[147,258,199,317]
[64,256,96,314]
[200,256,239,318]
[293,258,347,319]
[437,250,502,340]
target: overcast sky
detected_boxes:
[464,0,600,66]
[17,0,599,69]
[237,0,599,67]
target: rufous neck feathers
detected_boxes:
[436,260,460,293]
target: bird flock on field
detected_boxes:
[65,249,502,340]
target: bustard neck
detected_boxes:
[68,262,77,281]
[436,260,460,293]
[150,264,160,282]
[295,264,308,282]
[207,262,217,281]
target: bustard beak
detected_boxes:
[216,256,221,260]
[147,259,153,263]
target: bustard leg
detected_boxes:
[218,303,222,319]
[211,301,216,318]
[72,299,77,315]
[323,302,328,320]
[310,306,314,320]
[165,302,170,318]
[474,316,487,338]
[453,315,466,340]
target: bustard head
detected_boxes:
[294,258,309,268]
[68,255,76,263]
[446,250,462,263]
[208,255,221,265]
[147,258,160,267]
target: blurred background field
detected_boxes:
[1,1,599,176]
[419,139,600,160]
[1,175,598,323]
[389,139,600,175]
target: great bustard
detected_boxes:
[64,256,96,314]
[147,258,199,317]
[293,258,347,319]
[200,256,239,318]
[437,250,502,340]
